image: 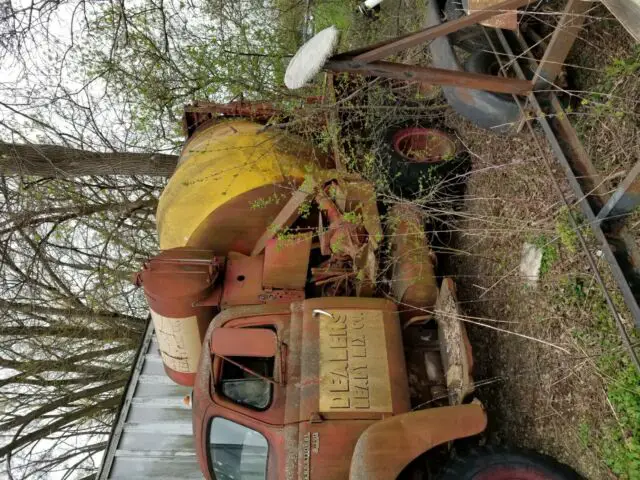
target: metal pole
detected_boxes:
[596,159,640,222]
[325,60,533,94]
[336,0,534,62]
[488,28,640,371]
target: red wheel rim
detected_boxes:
[391,127,456,163]
[474,466,552,480]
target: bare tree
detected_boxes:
[0,0,311,478]
[0,142,178,177]
[0,173,162,479]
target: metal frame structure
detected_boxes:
[97,319,202,479]
[485,24,640,371]
[311,0,640,364]
[316,0,536,94]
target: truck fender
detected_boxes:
[349,403,487,480]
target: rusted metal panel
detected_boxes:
[98,323,202,480]
[221,253,267,307]
[263,234,313,290]
[468,0,518,29]
[298,421,374,480]
[349,404,487,480]
[221,252,305,307]
[210,327,278,357]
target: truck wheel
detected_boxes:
[382,126,465,197]
[438,446,583,480]
[465,48,535,82]
[464,50,525,104]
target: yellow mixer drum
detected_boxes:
[157,120,326,254]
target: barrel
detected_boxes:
[135,248,221,386]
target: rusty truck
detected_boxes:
[132,103,581,480]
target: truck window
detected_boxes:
[208,417,268,480]
[220,355,273,410]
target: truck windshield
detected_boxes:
[208,417,268,480]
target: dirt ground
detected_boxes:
[438,10,640,478]
[444,114,619,479]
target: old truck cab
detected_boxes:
[192,296,486,480]
[131,111,485,480]
[135,108,579,480]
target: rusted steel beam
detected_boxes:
[494,30,640,371]
[326,60,533,94]
[533,0,594,88]
[596,159,640,222]
[339,0,533,63]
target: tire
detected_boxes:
[382,126,469,198]
[438,446,583,480]
[464,50,501,76]
[444,0,467,20]
[464,50,559,117]
[465,46,534,80]
[464,50,534,104]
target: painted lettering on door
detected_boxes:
[319,310,392,412]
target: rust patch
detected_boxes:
[349,404,487,480]
[468,0,518,29]
[263,233,313,290]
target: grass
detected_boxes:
[579,45,640,116]
[531,235,559,276]
[558,275,640,479]
[312,0,355,35]
[543,203,640,478]
[530,208,579,277]
[570,20,640,185]
[558,34,640,477]
[555,208,579,254]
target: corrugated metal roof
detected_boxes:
[98,320,203,480]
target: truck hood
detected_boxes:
[283,298,410,480]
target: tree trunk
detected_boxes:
[0,142,178,177]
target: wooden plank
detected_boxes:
[468,0,518,30]
[601,0,640,42]
[534,0,594,87]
